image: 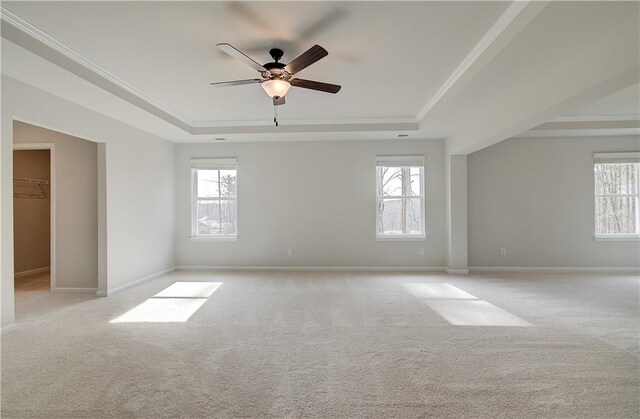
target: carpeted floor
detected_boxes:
[1,270,638,418]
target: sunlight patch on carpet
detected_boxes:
[424,300,532,326]
[401,283,532,326]
[110,298,207,323]
[110,281,223,323]
[154,281,223,298]
[400,283,477,299]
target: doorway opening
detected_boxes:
[13,146,54,293]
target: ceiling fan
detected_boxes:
[211,43,341,108]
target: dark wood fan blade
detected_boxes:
[284,45,328,75]
[273,96,286,106]
[210,79,263,87]
[217,43,267,73]
[290,78,341,94]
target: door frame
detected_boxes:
[12,143,56,292]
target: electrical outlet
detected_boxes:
[500,248,507,256]
[419,248,425,256]
[287,248,294,256]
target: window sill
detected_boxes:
[594,235,640,242]
[376,235,427,242]
[189,236,238,242]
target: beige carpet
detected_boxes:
[1,270,638,418]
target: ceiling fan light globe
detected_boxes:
[262,79,291,98]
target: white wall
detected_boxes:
[1,76,176,328]
[14,122,98,289]
[468,135,640,268]
[176,140,446,268]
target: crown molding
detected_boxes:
[0,6,420,138]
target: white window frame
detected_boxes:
[190,158,238,241]
[593,152,640,241]
[375,155,426,241]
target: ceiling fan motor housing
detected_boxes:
[269,48,284,62]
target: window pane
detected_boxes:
[409,166,422,196]
[197,170,220,198]
[381,166,403,196]
[196,200,218,235]
[379,198,401,234]
[196,199,237,235]
[404,197,422,234]
[595,163,638,195]
[595,196,638,235]
[219,199,237,234]
[219,170,237,197]
[378,197,422,235]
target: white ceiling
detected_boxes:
[1,1,638,145]
[2,1,508,123]
[561,84,640,118]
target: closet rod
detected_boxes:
[13,177,50,185]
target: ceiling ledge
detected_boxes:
[515,128,640,138]
[531,118,640,131]
[0,6,419,138]
[191,121,418,135]
[515,117,640,138]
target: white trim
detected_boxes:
[100,266,177,297]
[14,266,50,278]
[176,265,447,272]
[594,235,640,241]
[375,236,427,242]
[13,143,56,292]
[515,129,640,139]
[417,1,531,121]
[469,266,640,273]
[189,236,238,242]
[593,157,640,237]
[190,158,238,169]
[553,115,640,123]
[191,160,238,239]
[593,152,640,163]
[376,157,426,238]
[444,268,470,275]
[1,323,18,336]
[52,287,98,294]
[375,155,425,164]
[192,117,418,128]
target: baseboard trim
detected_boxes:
[176,265,447,272]
[469,266,640,273]
[1,323,18,336]
[52,287,98,294]
[444,268,470,275]
[14,266,50,278]
[102,266,177,296]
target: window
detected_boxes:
[376,156,425,239]
[191,158,237,239]
[594,152,640,239]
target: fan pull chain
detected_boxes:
[273,104,279,127]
